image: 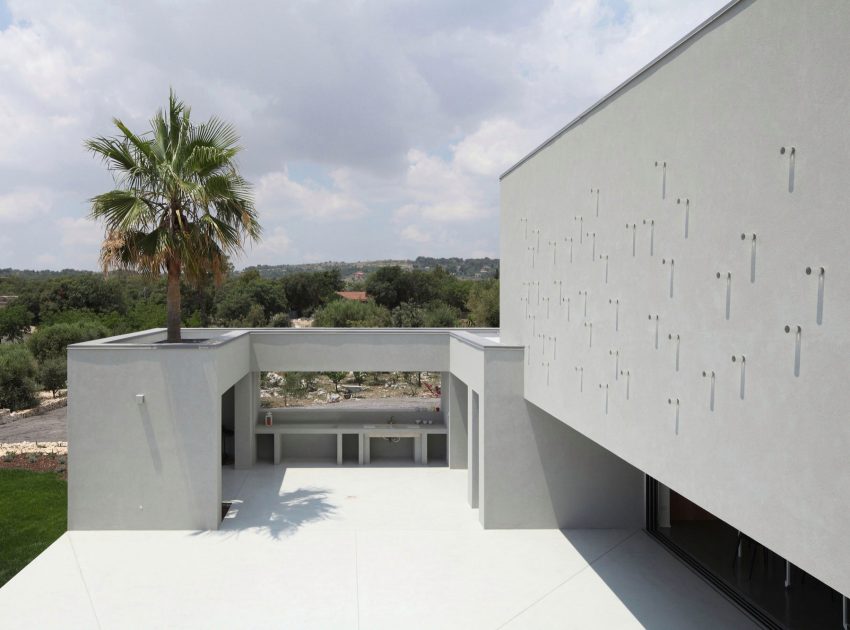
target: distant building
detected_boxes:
[0,296,18,309]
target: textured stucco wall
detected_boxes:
[500,0,850,595]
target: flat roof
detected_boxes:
[499,0,746,180]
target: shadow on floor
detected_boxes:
[562,530,757,629]
[220,468,338,539]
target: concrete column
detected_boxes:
[446,373,468,469]
[468,389,480,508]
[234,372,257,469]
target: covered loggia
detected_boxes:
[226,328,463,470]
[238,371,449,467]
[68,326,643,532]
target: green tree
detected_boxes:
[38,357,67,397]
[243,304,266,327]
[364,266,411,309]
[467,279,499,327]
[0,344,38,411]
[279,270,343,316]
[268,313,292,328]
[312,300,391,328]
[0,304,32,342]
[391,301,425,327]
[423,301,460,327]
[27,321,109,363]
[324,371,348,393]
[281,372,307,406]
[87,90,261,342]
[428,266,471,311]
[214,270,286,325]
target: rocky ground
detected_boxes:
[261,372,442,408]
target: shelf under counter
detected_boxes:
[255,422,447,465]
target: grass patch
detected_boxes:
[0,469,67,587]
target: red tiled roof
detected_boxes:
[336,291,368,302]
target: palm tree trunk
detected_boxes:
[166,258,182,342]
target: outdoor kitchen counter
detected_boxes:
[255,422,447,465]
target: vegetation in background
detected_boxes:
[260,370,442,408]
[27,321,109,363]
[467,278,500,327]
[0,303,32,343]
[245,256,498,280]
[0,345,39,411]
[87,90,261,342]
[0,260,498,410]
[312,299,391,327]
[323,371,348,392]
[38,358,67,397]
[0,470,67,587]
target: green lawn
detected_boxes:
[0,470,67,587]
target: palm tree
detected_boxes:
[86,90,261,342]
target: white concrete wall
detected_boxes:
[68,326,641,532]
[68,345,223,530]
[446,374,468,469]
[250,329,461,372]
[500,0,850,595]
[478,347,643,529]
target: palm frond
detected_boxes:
[88,89,262,287]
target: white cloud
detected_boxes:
[256,168,369,222]
[399,225,432,243]
[58,217,103,248]
[0,0,729,268]
[0,188,53,223]
[452,118,530,178]
[35,253,57,267]
[246,226,293,266]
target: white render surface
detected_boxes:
[0,466,756,630]
[500,0,850,597]
[69,327,640,532]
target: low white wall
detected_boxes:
[68,345,222,530]
[68,326,642,534]
[250,329,453,372]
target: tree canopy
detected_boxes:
[87,90,261,341]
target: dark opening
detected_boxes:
[221,385,235,465]
[646,476,846,629]
[427,434,447,464]
[341,434,359,463]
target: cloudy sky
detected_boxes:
[0,0,727,270]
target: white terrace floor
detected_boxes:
[1,465,757,630]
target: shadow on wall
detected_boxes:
[218,468,338,539]
[527,401,644,529]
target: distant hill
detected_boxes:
[0,257,500,283]
[0,268,97,279]
[245,257,499,280]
